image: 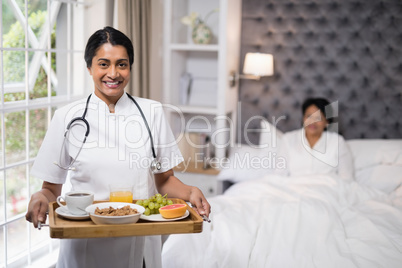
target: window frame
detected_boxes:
[1,0,87,267]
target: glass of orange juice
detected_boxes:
[109,184,133,203]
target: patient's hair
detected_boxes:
[302,97,333,124]
[84,26,134,69]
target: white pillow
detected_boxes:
[217,144,276,183]
[219,119,284,183]
[347,139,402,170]
[355,165,402,194]
[259,119,284,150]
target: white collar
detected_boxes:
[90,92,130,114]
[301,128,326,150]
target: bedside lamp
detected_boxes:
[229,53,274,87]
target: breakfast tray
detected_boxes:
[48,199,203,239]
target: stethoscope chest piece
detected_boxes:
[151,159,162,172]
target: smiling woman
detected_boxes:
[88,43,131,110]
[84,27,134,110]
[25,26,210,268]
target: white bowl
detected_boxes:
[85,202,145,225]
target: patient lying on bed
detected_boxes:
[277,97,354,180]
[162,98,402,268]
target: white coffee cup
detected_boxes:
[57,191,94,215]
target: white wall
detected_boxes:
[150,0,164,102]
[83,0,114,39]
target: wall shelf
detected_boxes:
[164,0,242,162]
[169,44,220,52]
[175,105,218,115]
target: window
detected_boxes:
[1,0,85,266]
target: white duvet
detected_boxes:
[162,174,402,268]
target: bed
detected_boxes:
[161,126,402,268]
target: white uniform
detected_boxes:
[278,128,354,180]
[31,93,183,268]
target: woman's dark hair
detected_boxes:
[84,26,134,69]
[302,97,333,124]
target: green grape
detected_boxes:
[144,208,151,216]
[136,200,143,206]
[149,202,155,209]
[143,199,150,207]
[162,199,167,206]
[150,208,156,214]
[167,199,173,205]
[156,197,163,204]
[154,203,160,210]
[155,193,162,198]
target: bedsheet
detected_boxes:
[162,174,402,268]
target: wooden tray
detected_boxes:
[48,199,203,239]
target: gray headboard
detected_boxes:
[238,0,402,145]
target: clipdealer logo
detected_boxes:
[60,99,339,169]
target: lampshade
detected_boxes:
[242,53,274,77]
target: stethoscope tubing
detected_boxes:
[65,94,91,138]
[55,93,161,171]
[125,93,157,160]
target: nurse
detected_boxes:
[25,26,211,268]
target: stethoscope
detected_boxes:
[54,93,162,172]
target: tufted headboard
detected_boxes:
[238,0,402,145]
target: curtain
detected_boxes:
[114,0,151,98]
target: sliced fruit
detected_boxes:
[159,204,187,219]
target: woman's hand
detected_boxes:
[25,191,50,228]
[155,169,211,218]
[25,182,62,228]
[188,186,211,218]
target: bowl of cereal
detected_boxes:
[85,202,145,225]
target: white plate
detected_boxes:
[140,210,189,222]
[55,207,90,220]
[85,202,145,225]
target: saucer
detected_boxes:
[55,207,90,220]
